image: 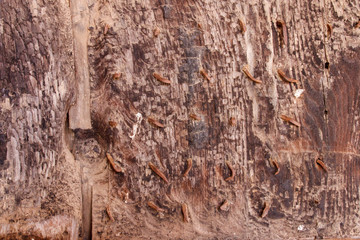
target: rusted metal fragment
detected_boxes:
[148,201,165,212]
[189,113,201,121]
[108,121,117,127]
[181,203,190,223]
[277,69,299,83]
[106,153,123,173]
[153,72,171,84]
[183,158,192,177]
[239,19,246,34]
[148,117,165,128]
[149,162,169,183]
[280,115,301,127]
[316,158,328,173]
[200,68,211,81]
[242,66,262,83]
[271,159,280,175]
[112,73,121,80]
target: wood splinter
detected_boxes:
[261,202,270,218]
[229,117,236,126]
[106,205,115,222]
[355,20,360,28]
[276,20,287,46]
[104,24,110,35]
[326,23,332,39]
[189,113,201,121]
[153,27,160,37]
[181,203,190,222]
[239,19,246,34]
[225,161,235,182]
[242,66,262,84]
[113,73,121,80]
[271,159,280,175]
[148,201,165,212]
[316,158,328,173]
[106,153,123,173]
[149,162,169,183]
[219,199,230,211]
[280,115,301,127]
[183,158,192,177]
[148,117,165,128]
[199,68,211,81]
[277,69,299,83]
[153,72,171,84]
[109,121,117,127]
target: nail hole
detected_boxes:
[324,109,328,115]
[276,20,283,28]
[325,62,329,69]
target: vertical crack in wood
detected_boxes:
[320,0,330,143]
[69,0,91,129]
[81,169,93,240]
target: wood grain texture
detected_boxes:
[0,0,359,239]
[0,0,81,238]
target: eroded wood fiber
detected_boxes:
[0,0,360,239]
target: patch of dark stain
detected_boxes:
[318,192,326,217]
[249,187,265,210]
[184,47,201,58]
[132,43,146,71]
[178,57,200,85]
[303,114,323,149]
[271,23,280,54]
[256,160,267,183]
[310,45,323,67]
[115,172,126,187]
[305,159,321,187]
[15,195,21,206]
[246,133,262,162]
[27,150,35,167]
[41,117,48,130]
[162,5,172,19]
[110,81,122,95]
[278,179,294,208]
[73,129,96,140]
[0,133,7,167]
[248,214,269,227]
[93,145,100,154]
[325,190,334,219]
[208,116,222,147]
[187,121,209,150]
[268,199,285,219]
[179,29,204,50]
[127,156,137,164]
[340,222,344,232]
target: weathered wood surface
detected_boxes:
[0,0,360,239]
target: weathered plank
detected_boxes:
[0,0,359,239]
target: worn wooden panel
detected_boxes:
[0,0,81,238]
[0,0,359,239]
